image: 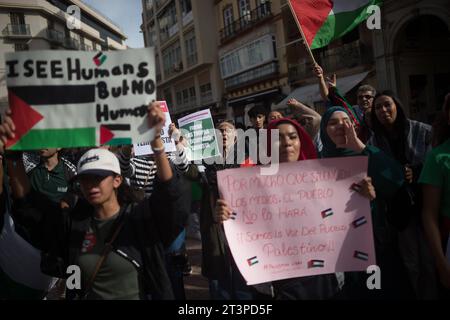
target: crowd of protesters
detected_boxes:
[0,63,449,300]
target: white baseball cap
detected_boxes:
[74,148,121,180]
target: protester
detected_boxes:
[320,106,415,299]
[0,155,57,299]
[216,118,346,300]
[26,148,77,210]
[0,103,184,300]
[268,110,283,122]
[187,121,256,299]
[369,91,437,299]
[114,121,194,300]
[314,64,374,143]
[287,98,323,153]
[247,105,267,130]
[420,93,450,296]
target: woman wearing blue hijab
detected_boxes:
[320,107,414,299]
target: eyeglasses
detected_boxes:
[358,95,374,100]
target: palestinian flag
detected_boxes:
[288,0,382,49]
[247,256,259,267]
[354,251,369,261]
[321,208,334,219]
[6,85,119,150]
[352,216,367,228]
[308,259,325,268]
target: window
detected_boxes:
[163,88,173,107]
[256,0,270,17]
[185,30,197,66]
[223,6,234,36]
[219,34,276,79]
[189,86,196,101]
[180,0,192,15]
[176,91,183,105]
[162,41,182,76]
[182,89,189,104]
[238,0,251,25]
[200,83,212,103]
[14,43,29,51]
[10,12,25,25]
[158,2,178,42]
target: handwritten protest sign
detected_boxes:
[133,101,176,156]
[5,48,156,150]
[217,156,375,285]
[178,109,219,161]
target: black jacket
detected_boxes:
[11,174,182,300]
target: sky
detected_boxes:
[81,0,145,48]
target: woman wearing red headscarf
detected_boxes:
[215,118,370,299]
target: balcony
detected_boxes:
[182,11,193,26]
[164,61,183,78]
[2,24,31,37]
[80,43,92,51]
[64,37,80,50]
[220,2,272,44]
[288,40,373,83]
[47,29,64,44]
[224,61,278,90]
[201,91,213,105]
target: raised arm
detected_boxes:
[148,102,172,182]
[0,110,30,199]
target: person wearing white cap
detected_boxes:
[0,102,184,300]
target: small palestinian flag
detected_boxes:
[352,216,367,228]
[354,251,369,261]
[93,52,107,66]
[321,208,333,219]
[247,256,259,266]
[308,259,325,268]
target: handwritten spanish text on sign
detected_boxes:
[217,156,375,285]
[5,48,155,150]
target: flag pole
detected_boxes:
[287,0,317,66]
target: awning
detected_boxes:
[228,88,280,106]
[276,71,370,108]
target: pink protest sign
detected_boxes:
[217,156,375,285]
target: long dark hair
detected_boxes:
[371,90,408,136]
[432,95,450,146]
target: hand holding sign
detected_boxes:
[147,102,165,140]
[215,199,234,223]
[0,109,16,153]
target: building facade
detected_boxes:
[0,0,127,112]
[215,0,290,127]
[141,0,224,121]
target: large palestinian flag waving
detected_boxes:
[288,0,382,49]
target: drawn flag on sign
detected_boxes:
[308,260,325,268]
[354,251,369,261]
[6,85,97,150]
[100,124,132,145]
[352,216,367,228]
[247,256,259,266]
[93,52,107,66]
[321,208,334,219]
